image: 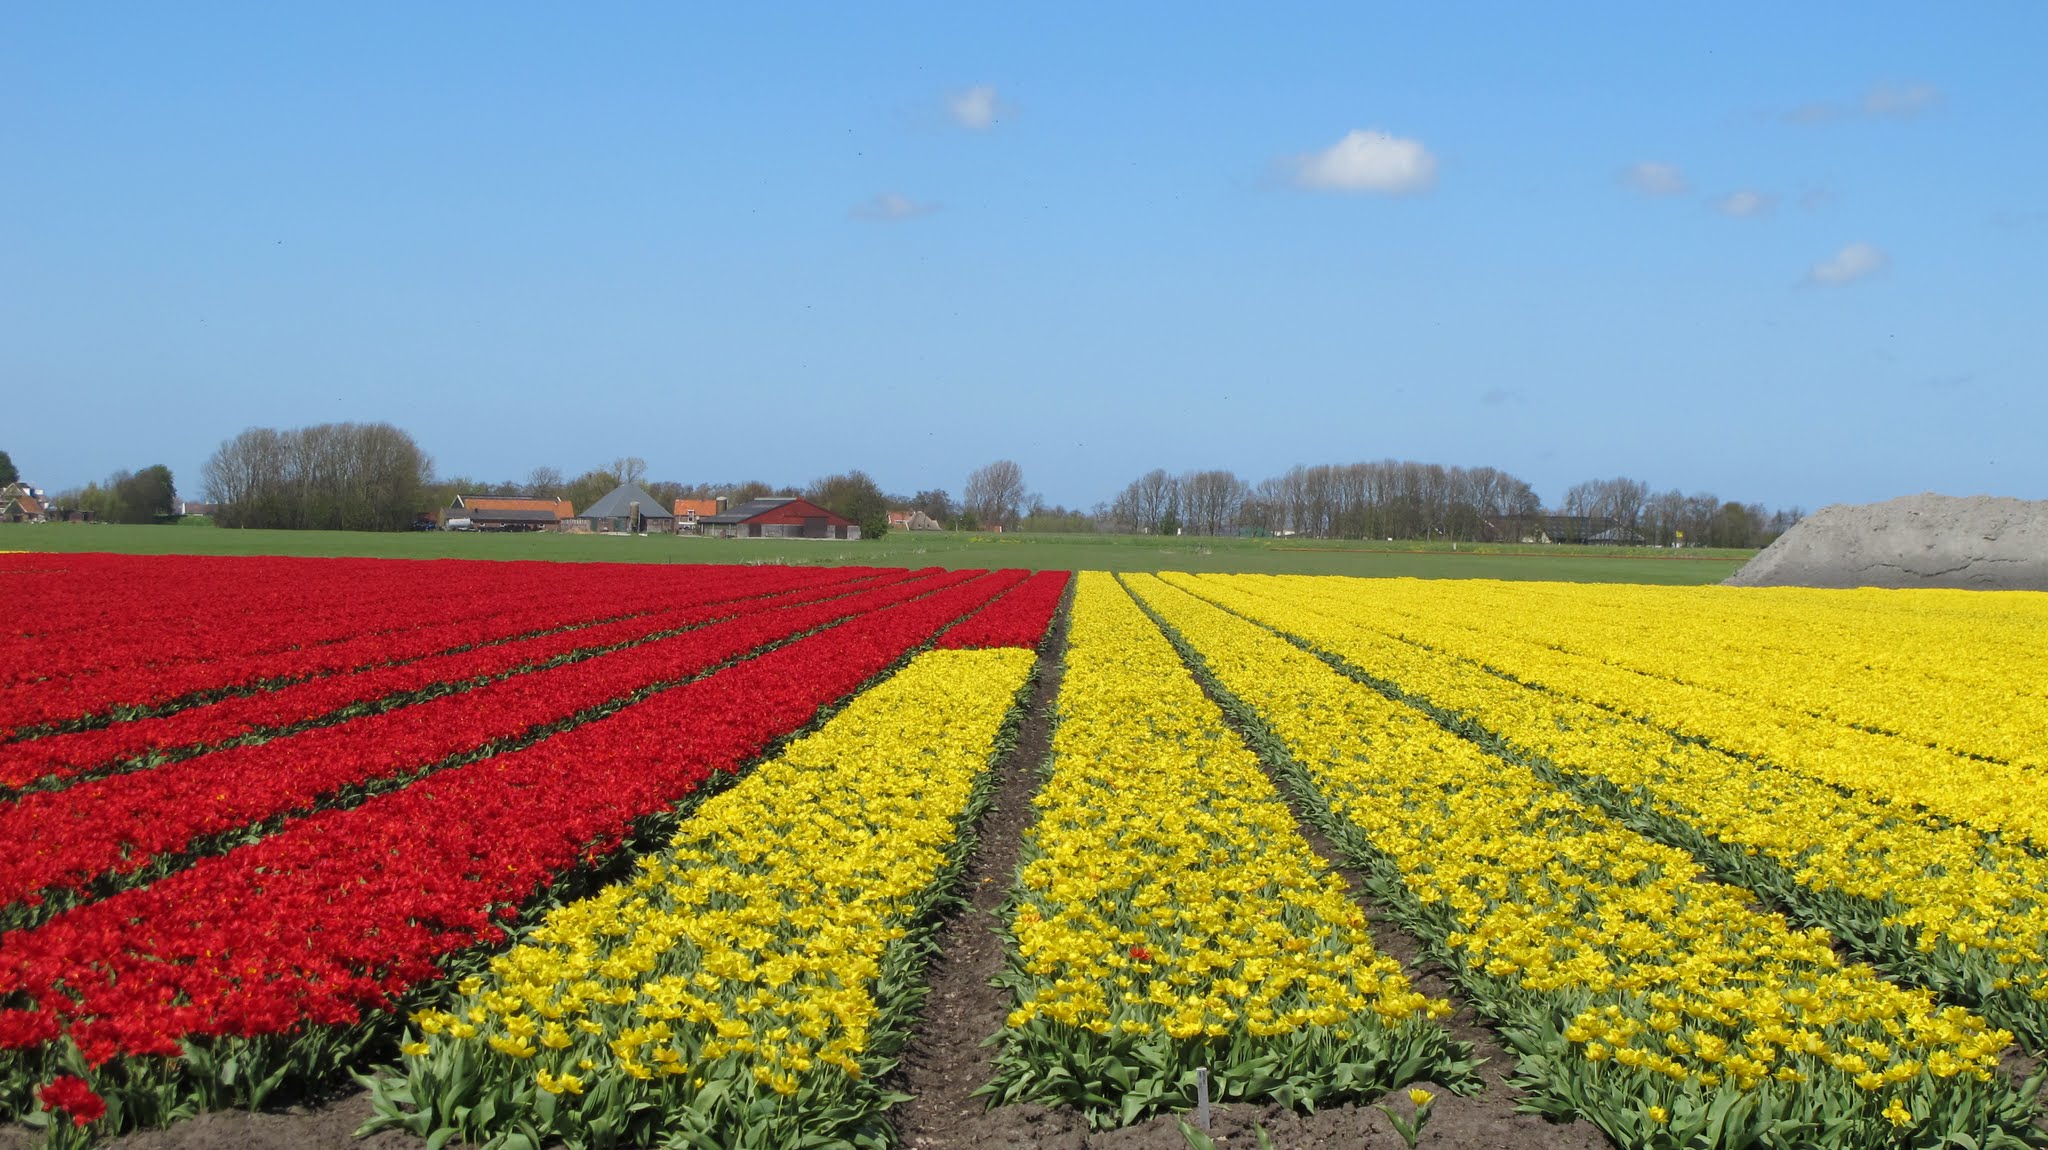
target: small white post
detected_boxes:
[1196,1066,1211,1131]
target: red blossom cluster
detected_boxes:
[938,570,1071,649]
[0,570,925,911]
[0,565,877,790]
[0,563,1024,1078]
[35,1074,105,1126]
[0,556,866,738]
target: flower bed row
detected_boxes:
[1162,573,2048,1050]
[1365,579,2048,770]
[0,570,938,930]
[2,559,863,739]
[0,569,894,794]
[984,572,1467,1129]
[1278,577,2048,847]
[936,569,1070,649]
[1125,574,2036,1150]
[0,568,1023,1133]
[368,647,1038,1149]
[2,555,549,682]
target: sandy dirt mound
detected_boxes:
[1725,493,2048,591]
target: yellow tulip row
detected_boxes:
[986,572,1465,1126]
[1368,578,2048,768]
[1245,577,2048,847]
[383,647,1037,1148]
[1122,574,2035,1146]
[1165,573,2048,1045]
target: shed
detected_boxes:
[674,498,720,535]
[574,484,676,535]
[446,495,576,531]
[699,496,859,540]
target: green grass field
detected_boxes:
[1,522,1752,583]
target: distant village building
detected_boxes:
[1481,514,1627,546]
[3,482,47,524]
[673,498,720,535]
[443,494,576,532]
[886,509,944,532]
[569,484,675,535]
[177,501,220,518]
[699,496,859,540]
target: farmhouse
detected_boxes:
[887,509,944,532]
[570,483,675,535]
[700,496,859,540]
[3,488,46,524]
[444,494,576,532]
[673,498,720,535]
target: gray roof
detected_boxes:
[579,483,674,520]
[700,497,800,525]
[468,507,560,523]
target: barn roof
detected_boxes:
[674,498,720,517]
[459,495,575,518]
[700,497,853,527]
[580,483,674,520]
[468,507,560,523]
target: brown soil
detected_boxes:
[892,604,1067,1147]
[0,1093,453,1150]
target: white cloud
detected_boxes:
[949,85,1000,130]
[1293,129,1438,194]
[1713,189,1777,217]
[1622,161,1689,197]
[1862,82,1943,118]
[1785,81,1943,124]
[851,192,940,222]
[1807,242,1887,286]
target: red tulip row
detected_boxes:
[2,560,858,738]
[2,556,627,685]
[0,570,941,920]
[0,568,892,792]
[937,569,1071,649]
[0,568,1019,1083]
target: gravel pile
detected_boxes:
[1725,493,2048,591]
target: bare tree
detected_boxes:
[1112,469,1180,534]
[1179,469,1247,536]
[963,459,1027,528]
[526,466,565,497]
[202,422,428,531]
[610,457,649,486]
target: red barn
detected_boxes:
[699,496,859,540]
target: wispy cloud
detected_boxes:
[1479,387,1521,406]
[851,192,940,222]
[1798,185,1838,212]
[1622,161,1688,197]
[1806,242,1887,286]
[1713,189,1777,218]
[1292,129,1438,194]
[1863,82,1944,118]
[948,85,1001,130]
[1784,81,1944,124]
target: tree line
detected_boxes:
[134,419,1800,548]
[203,423,430,531]
[1096,462,1800,548]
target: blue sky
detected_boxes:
[4,3,2042,510]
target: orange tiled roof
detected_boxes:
[464,496,574,518]
[674,499,720,517]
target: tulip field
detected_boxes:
[3,552,2046,1148]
